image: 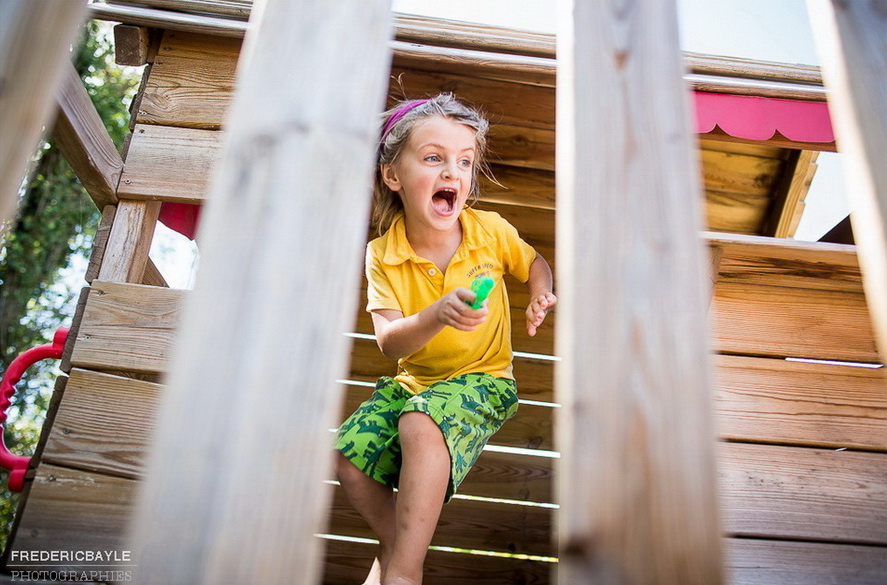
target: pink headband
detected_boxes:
[380,99,430,149]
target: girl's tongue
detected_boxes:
[431,189,457,215]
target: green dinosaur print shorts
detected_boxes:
[335,373,519,502]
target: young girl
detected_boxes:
[334,93,556,585]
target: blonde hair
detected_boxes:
[372,93,493,235]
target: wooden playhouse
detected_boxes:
[1,1,886,584]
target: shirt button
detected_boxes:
[428,268,437,276]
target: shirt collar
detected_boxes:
[381,208,496,266]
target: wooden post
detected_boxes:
[127,1,392,583]
[808,0,887,367]
[96,200,161,284]
[0,0,88,231]
[555,1,725,584]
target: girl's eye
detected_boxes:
[425,154,441,162]
[459,158,473,168]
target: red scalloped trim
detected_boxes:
[694,91,834,143]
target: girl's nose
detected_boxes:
[441,160,455,179]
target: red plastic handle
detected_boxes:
[0,327,68,492]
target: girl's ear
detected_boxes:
[380,163,401,192]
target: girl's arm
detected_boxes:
[371,288,488,359]
[525,255,557,337]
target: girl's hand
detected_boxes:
[434,288,488,331]
[526,292,557,337]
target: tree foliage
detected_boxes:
[0,20,141,551]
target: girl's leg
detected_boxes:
[335,452,397,585]
[382,411,451,585]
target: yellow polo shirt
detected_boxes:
[366,208,537,394]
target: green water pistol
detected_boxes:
[466,276,496,310]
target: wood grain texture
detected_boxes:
[810,0,887,371]
[712,282,879,362]
[53,61,123,209]
[96,200,161,283]
[720,442,887,545]
[393,13,556,59]
[0,0,89,227]
[41,369,162,479]
[11,460,884,585]
[9,465,135,564]
[113,24,152,67]
[69,281,184,374]
[125,29,811,238]
[108,0,252,19]
[123,115,789,239]
[715,354,887,450]
[320,536,887,585]
[763,149,818,238]
[707,230,863,291]
[555,2,724,583]
[118,125,223,202]
[724,538,887,585]
[345,352,887,453]
[124,3,394,583]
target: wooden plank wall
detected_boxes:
[7,19,887,585]
[120,27,809,236]
[13,239,887,583]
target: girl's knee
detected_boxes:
[398,412,444,446]
[398,411,435,433]
[334,451,363,484]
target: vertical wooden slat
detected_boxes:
[808,0,887,369]
[96,200,161,283]
[555,1,724,584]
[127,1,392,584]
[763,149,818,238]
[0,0,88,229]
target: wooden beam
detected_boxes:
[555,1,724,584]
[712,282,878,363]
[40,368,162,479]
[809,0,887,370]
[106,0,252,20]
[69,281,184,375]
[720,442,887,545]
[724,539,887,585]
[126,2,393,583]
[0,0,88,228]
[762,149,819,237]
[97,200,161,283]
[113,24,152,66]
[53,61,123,209]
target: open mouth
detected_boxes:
[431,188,457,215]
